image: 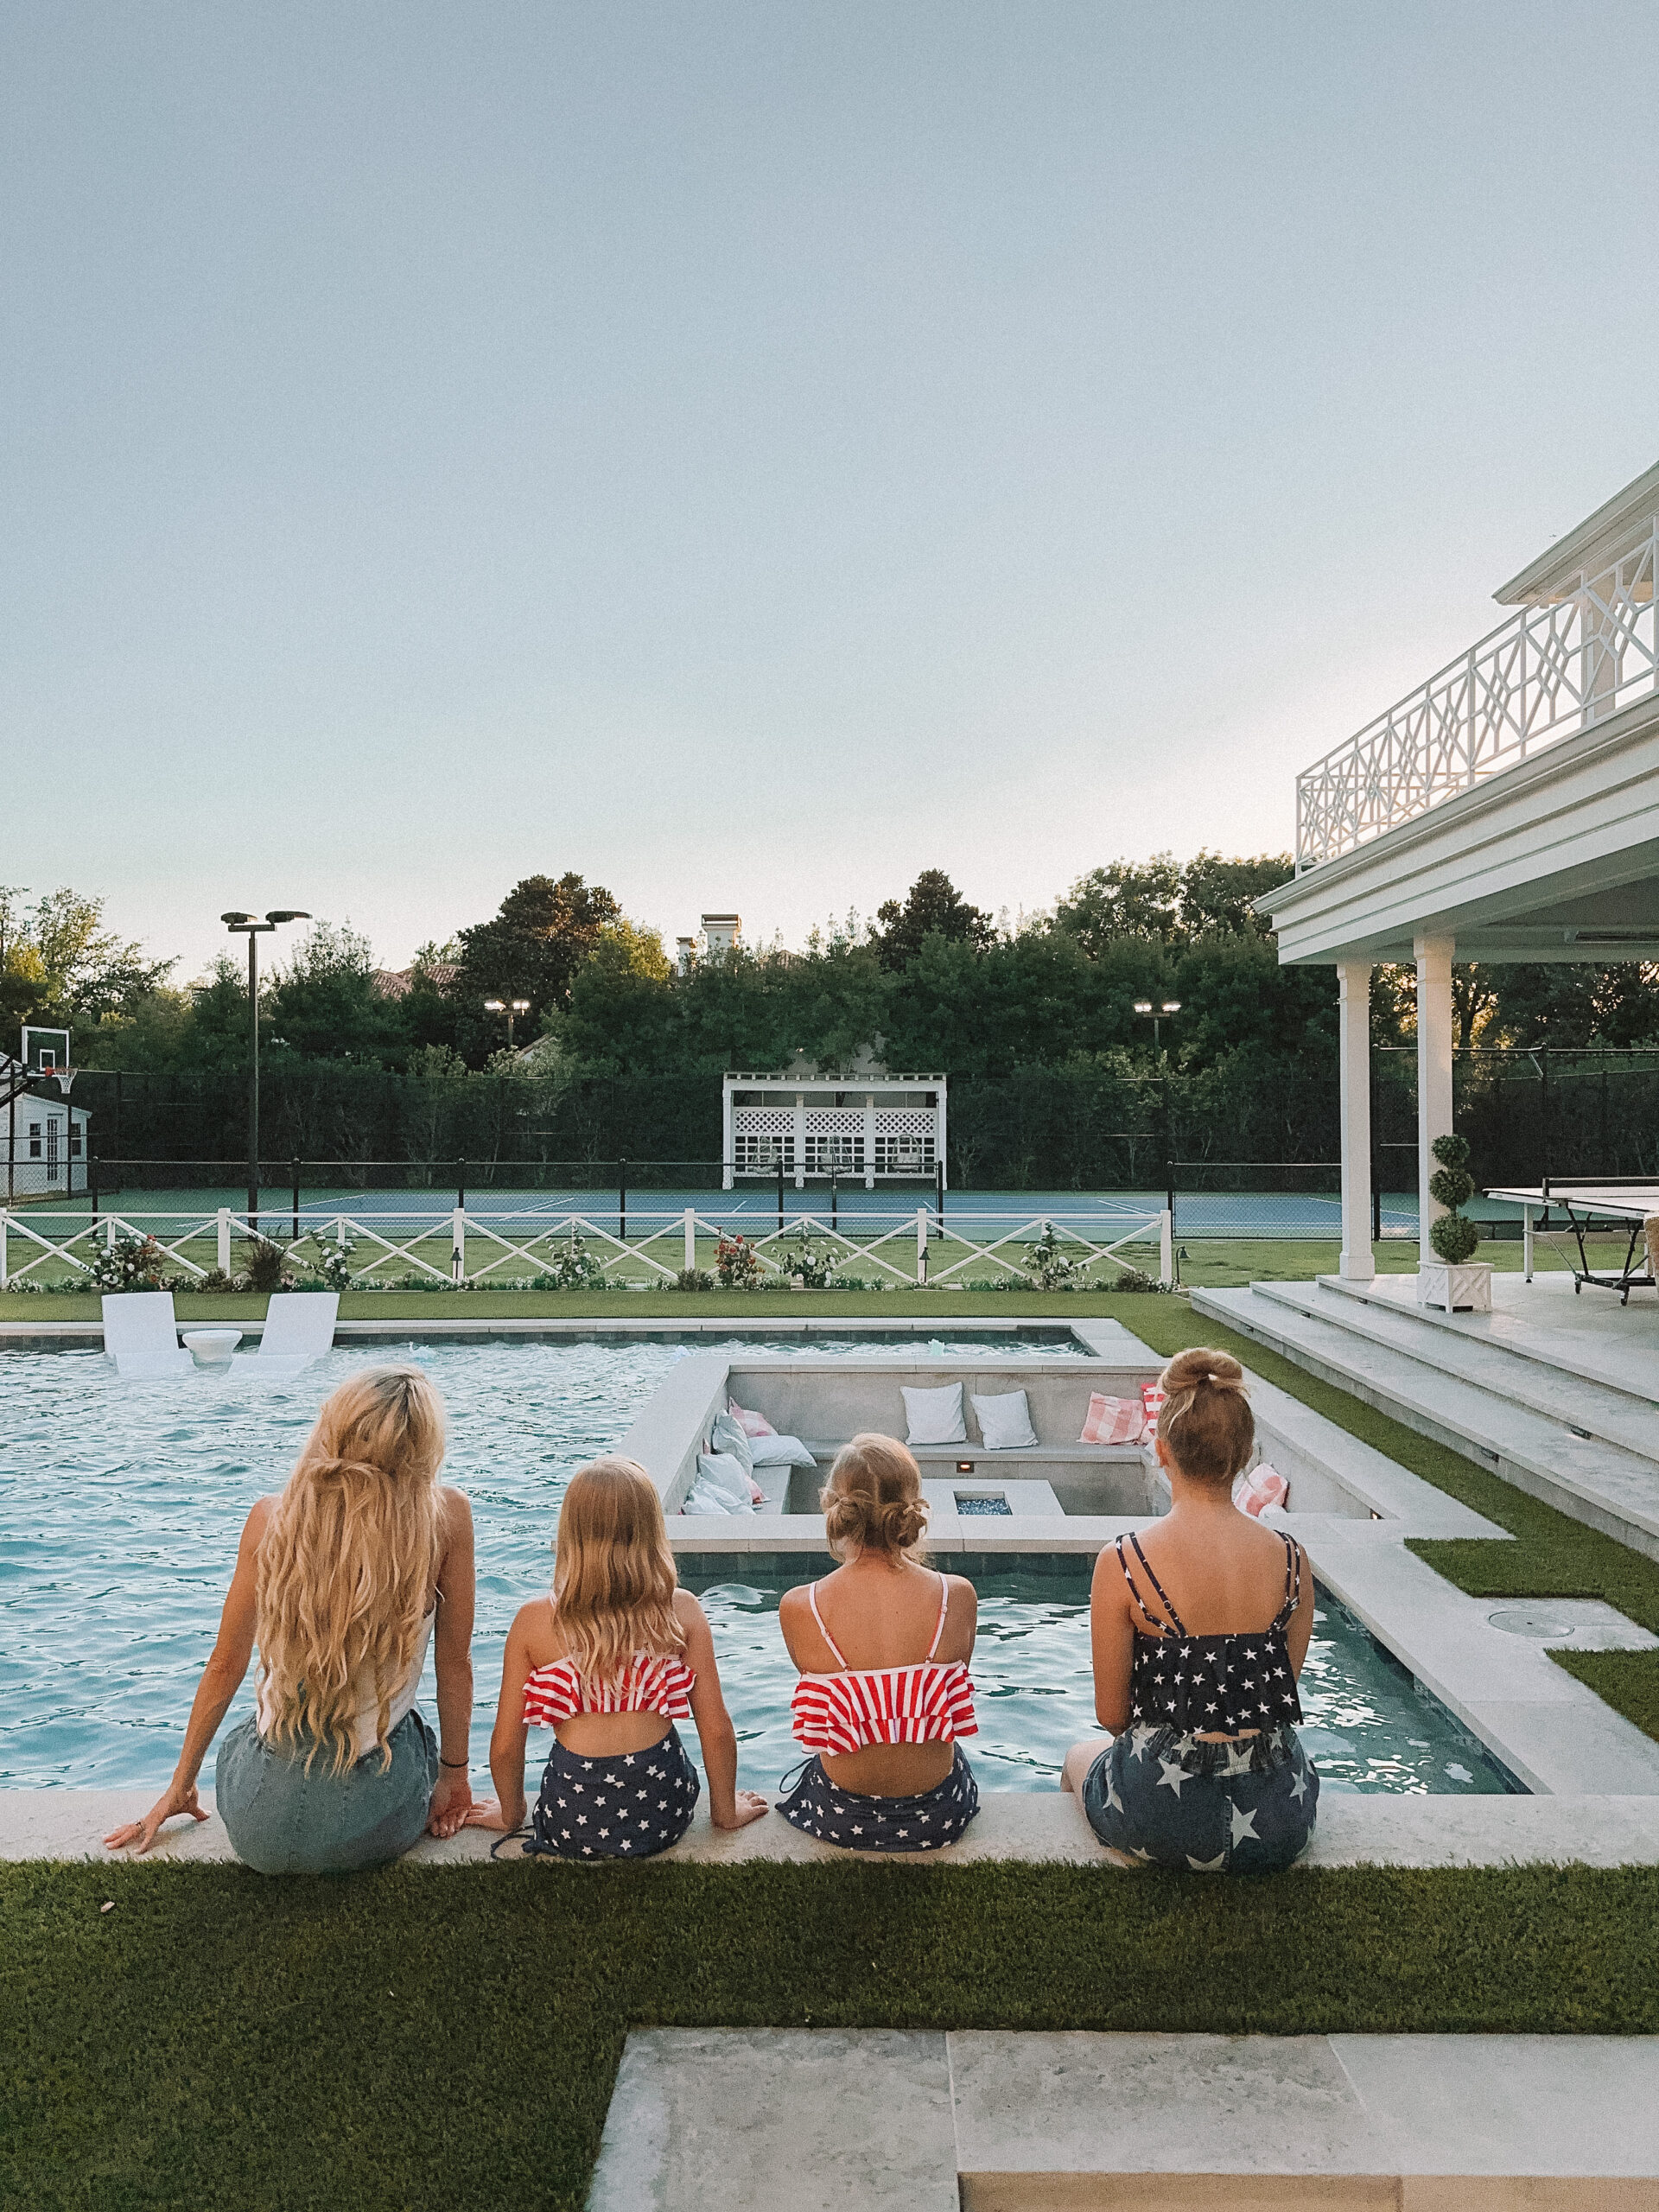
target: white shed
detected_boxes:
[2,1063,90,1198]
[722,1058,947,1191]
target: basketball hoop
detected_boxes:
[54,1066,77,1096]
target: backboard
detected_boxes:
[20,1027,70,1073]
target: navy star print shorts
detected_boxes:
[776,1745,979,1853]
[526,1725,700,1860]
[1081,1722,1318,1873]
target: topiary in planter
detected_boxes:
[1427,1131,1480,1264]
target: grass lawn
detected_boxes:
[4,1857,1656,2212]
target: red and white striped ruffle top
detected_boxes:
[791,1573,976,1755]
[522,1650,696,1728]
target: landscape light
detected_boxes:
[1133,1000,1153,1014]
[1161,1000,1181,1014]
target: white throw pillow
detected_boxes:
[747,1431,817,1469]
[901,1382,967,1446]
[683,1475,744,1516]
[696,1452,755,1512]
[971,1389,1038,1451]
[709,1409,755,1476]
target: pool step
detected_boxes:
[1192,1282,1659,1560]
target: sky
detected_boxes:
[5,3,1659,987]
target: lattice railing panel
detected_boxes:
[1296,525,1659,868]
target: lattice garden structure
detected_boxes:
[721,1065,946,1192]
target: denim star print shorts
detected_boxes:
[1081,1722,1318,1872]
[776,1745,979,1853]
[526,1725,700,1860]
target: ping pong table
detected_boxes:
[1486,1181,1659,1301]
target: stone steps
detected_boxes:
[1191,1282,1659,1560]
[588,2027,1659,2209]
[1256,1277,1659,1463]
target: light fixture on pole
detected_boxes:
[223,909,309,1230]
[1133,999,1182,1058]
[484,997,532,1052]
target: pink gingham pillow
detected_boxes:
[728,1399,777,1439]
[1233,1464,1288,1517]
[1141,1382,1167,1428]
[1079,1392,1145,1446]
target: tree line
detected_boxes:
[4,862,1656,1182]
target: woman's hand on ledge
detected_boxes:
[427,1766,476,1839]
[104,1780,208,1857]
[713,1789,771,1832]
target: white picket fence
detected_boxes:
[0,1204,1173,1291]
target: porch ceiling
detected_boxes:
[1267,688,1659,966]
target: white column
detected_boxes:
[1414,934,1455,1263]
[1337,961,1374,1281]
[217,1207,232,1274]
[862,1095,876,1190]
[936,1085,948,1193]
[451,1203,466,1283]
[683,1207,696,1274]
[721,1082,734,1192]
[916,1206,928,1284]
[792,1093,806,1191]
[0,1210,7,1289]
[1159,1208,1173,1287]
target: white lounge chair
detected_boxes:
[236,1291,340,1379]
[102,1292,193,1379]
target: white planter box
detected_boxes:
[1417,1261,1492,1313]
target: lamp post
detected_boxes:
[484,997,531,1052]
[223,910,309,1230]
[1133,998,1182,1058]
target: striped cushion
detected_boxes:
[1079,1392,1144,1446]
[1141,1382,1167,1427]
[1232,1465,1289,1518]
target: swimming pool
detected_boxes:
[0,1340,1519,1796]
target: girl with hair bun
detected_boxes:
[776,1434,980,1851]
[106,1365,479,1872]
[1061,1348,1319,1872]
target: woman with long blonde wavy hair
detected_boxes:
[106,1366,479,1872]
[467,1456,766,1857]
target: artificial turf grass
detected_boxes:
[5,1859,1658,2212]
[1116,1298,1659,1736]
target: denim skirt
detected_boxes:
[777,1745,979,1853]
[214,1707,438,1875]
[527,1726,701,1860]
[1082,1722,1317,1873]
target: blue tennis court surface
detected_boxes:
[49,1183,1428,1239]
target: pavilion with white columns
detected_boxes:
[1267,458,1659,1279]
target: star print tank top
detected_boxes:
[1117,1529,1304,1736]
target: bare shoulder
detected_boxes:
[438,1484,474,1533]
[511,1593,559,1662]
[242,1494,278,1547]
[672,1587,709,1630]
[944,1571,977,1614]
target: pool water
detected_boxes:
[0,1341,1519,1797]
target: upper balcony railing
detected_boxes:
[1294,521,1658,871]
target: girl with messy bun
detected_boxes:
[777,1435,981,1850]
[1060,1348,1319,1873]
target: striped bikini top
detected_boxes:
[1118,1530,1304,1737]
[522,1650,696,1729]
[791,1573,977,1755]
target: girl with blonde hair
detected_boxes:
[466,1457,766,1857]
[106,1366,478,1872]
[775,1433,979,1851]
[1061,1349,1319,1872]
